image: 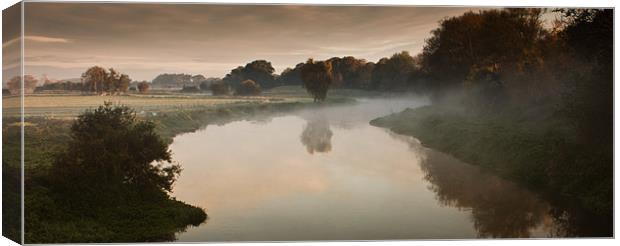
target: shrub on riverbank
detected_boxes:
[234,79,262,96]
[6,104,208,243]
[50,103,181,197]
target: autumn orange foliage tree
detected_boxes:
[300,59,333,102]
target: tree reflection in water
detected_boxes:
[421,154,551,237]
[300,115,333,154]
[386,131,563,238]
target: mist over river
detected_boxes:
[169,98,565,241]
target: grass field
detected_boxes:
[2,86,318,118]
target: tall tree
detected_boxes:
[420,9,547,104]
[191,74,207,85]
[117,74,131,93]
[82,66,108,94]
[82,66,131,94]
[277,63,305,86]
[327,56,370,89]
[106,68,131,94]
[223,60,277,89]
[152,73,193,87]
[370,51,418,90]
[6,75,38,95]
[300,59,333,102]
[137,82,150,93]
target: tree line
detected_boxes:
[151,73,210,88]
[15,47,440,98]
[192,51,424,100]
[26,67,150,95]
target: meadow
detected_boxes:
[2,87,317,118]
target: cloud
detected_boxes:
[3,35,71,48]
[23,53,242,81]
[25,54,238,70]
[26,35,71,43]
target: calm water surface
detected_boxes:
[170,98,565,241]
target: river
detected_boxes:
[170,98,568,241]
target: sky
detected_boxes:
[3,3,557,82]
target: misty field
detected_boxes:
[2,87,316,118]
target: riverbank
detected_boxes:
[4,96,352,243]
[370,105,612,235]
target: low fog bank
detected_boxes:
[295,95,430,129]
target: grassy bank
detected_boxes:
[25,189,207,243]
[2,93,306,118]
[371,106,560,182]
[370,105,612,231]
[4,96,351,243]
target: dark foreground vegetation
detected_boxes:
[372,8,612,236]
[4,103,207,243]
[1,136,20,242]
